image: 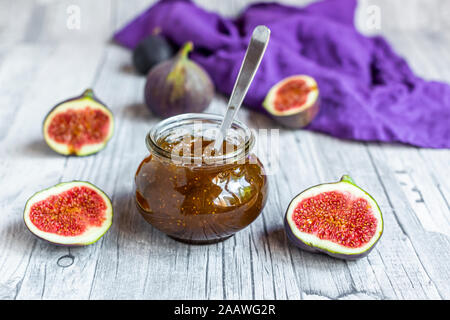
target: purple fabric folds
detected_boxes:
[114,0,450,148]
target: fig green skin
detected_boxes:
[23,181,113,247]
[144,42,214,119]
[43,89,114,157]
[284,175,383,260]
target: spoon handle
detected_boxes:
[214,25,270,150]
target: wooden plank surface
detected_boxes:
[0,0,449,300]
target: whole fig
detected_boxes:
[132,34,175,75]
[144,42,215,118]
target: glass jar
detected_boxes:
[134,113,268,244]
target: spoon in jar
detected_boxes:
[213,25,270,152]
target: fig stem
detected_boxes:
[178,41,193,60]
[82,89,95,98]
[152,27,161,35]
[168,41,193,75]
[167,41,193,84]
[340,175,355,185]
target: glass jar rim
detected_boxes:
[146,113,255,165]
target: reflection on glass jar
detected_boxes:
[134,113,268,244]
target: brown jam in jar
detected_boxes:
[134,113,268,244]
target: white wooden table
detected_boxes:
[0,0,449,300]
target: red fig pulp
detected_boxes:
[24,181,113,246]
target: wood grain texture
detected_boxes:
[0,0,448,300]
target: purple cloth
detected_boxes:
[114,0,450,148]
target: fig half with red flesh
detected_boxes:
[285,175,383,260]
[24,181,113,246]
[263,75,319,128]
[43,89,114,156]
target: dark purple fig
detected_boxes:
[132,34,175,75]
[263,75,319,128]
[285,175,383,260]
[144,42,214,118]
[24,181,113,246]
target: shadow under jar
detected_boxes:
[134,113,268,244]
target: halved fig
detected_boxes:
[24,181,113,246]
[263,75,319,128]
[285,175,383,260]
[43,89,114,156]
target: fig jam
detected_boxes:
[134,114,268,243]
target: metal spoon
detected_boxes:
[213,25,270,151]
